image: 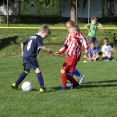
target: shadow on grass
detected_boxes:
[0,35,18,50]
[80,79,117,88]
[49,86,61,91]
[80,84,117,89]
[84,79,117,84]
[50,79,117,90]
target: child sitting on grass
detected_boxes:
[84,41,99,61]
[101,38,115,61]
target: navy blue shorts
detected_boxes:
[23,61,39,71]
[102,56,114,61]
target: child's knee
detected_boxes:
[84,55,86,58]
[60,69,65,74]
[35,68,41,73]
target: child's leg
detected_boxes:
[67,74,78,84]
[60,69,67,87]
[69,69,81,78]
[102,56,108,61]
[84,55,91,61]
[16,70,29,86]
[67,75,79,89]
[109,57,115,61]
[35,68,44,88]
[95,39,100,48]
[36,72,44,88]
[93,55,100,61]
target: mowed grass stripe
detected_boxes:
[0,27,117,30]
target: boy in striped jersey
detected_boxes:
[55,25,88,90]
[65,20,88,85]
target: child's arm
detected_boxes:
[88,54,92,60]
[21,42,25,56]
[84,24,90,33]
[102,51,111,58]
[40,46,53,54]
[97,22,102,28]
[55,44,68,56]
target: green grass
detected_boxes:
[0,28,117,117]
[0,21,117,27]
[0,29,117,58]
[0,58,117,117]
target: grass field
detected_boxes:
[0,28,117,117]
[0,57,117,117]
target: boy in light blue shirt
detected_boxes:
[84,41,99,61]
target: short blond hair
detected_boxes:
[69,25,80,32]
[65,20,74,27]
[39,25,51,35]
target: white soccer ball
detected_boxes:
[22,81,33,91]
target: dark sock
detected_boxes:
[36,72,44,88]
[73,69,81,77]
[67,75,78,84]
[16,72,27,86]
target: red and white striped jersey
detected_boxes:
[75,32,89,51]
[65,37,82,57]
[57,31,88,57]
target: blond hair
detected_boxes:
[39,25,51,35]
[69,25,80,32]
[65,20,74,27]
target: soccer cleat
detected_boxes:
[60,86,67,91]
[79,75,84,85]
[40,87,46,93]
[66,80,72,86]
[70,82,79,89]
[11,83,18,89]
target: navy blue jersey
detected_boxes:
[22,34,43,63]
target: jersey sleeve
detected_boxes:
[57,43,68,55]
[95,48,98,54]
[38,38,44,47]
[57,34,69,55]
[76,32,89,51]
[22,39,29,45]
[87,48,91,55]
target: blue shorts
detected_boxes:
[23,61,39,71]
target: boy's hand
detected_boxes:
[48,49,53,54]
[55,52,59,56]
[49,50,53,54]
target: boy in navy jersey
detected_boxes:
[12,25,53,93]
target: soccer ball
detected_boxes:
[22,81,33,91]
